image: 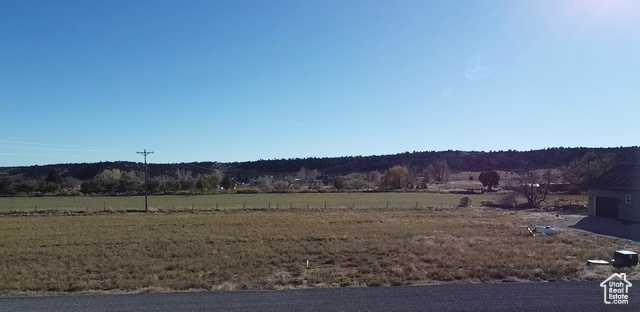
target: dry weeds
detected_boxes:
[0,207,636,296]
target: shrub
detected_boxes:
[480,200,496,207]
[458,196,472,207]
[499,193,519,208]
[236,188,261,194]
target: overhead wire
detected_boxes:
[0,140,134,154]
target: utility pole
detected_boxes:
[137,149,154,212]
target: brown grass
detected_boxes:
[0,207,636,296]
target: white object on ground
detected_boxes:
[540,226,555,235]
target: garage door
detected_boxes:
[595,197,618,219]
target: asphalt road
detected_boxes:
[1,282,638,312]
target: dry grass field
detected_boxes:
[0,193,500,213]
[0,206,636,296]
[0,192,587,214]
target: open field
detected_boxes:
[0,193,493,212]
[0,206,635,296]
[0,193,587,213]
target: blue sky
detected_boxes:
[2,0,639,166]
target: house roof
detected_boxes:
[590,164,640,191]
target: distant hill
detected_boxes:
[231,147,640,177]
[2,147,639,181]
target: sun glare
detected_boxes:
[570,0,638,21]
[528,0,640,37]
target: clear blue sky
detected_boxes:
[2,0,639,166]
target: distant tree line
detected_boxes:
[0,169,82,196]
[0,147,637,201]
[4,147,638,181]
[232,147,639,176]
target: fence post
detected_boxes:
[268,203,271,209]
[244,202,246,209]
[324,201,327,209]
[387,201,389,209]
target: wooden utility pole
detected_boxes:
[137,149,154,212]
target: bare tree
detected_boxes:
[273,179,290,191]
[118,171,139,195]
[421,168,430,184]
[175,169,195,191]
[331,172,378,191]
[256,175,274,191]
[296,167,318,186]
[205,170,224,188]
[63,176,81,190]
[380,165,409,190]
[220,175,235,190]
[332,176,350,190]
[367,171,382,186]
[562,152,617,192]
[403,163,420,189]
[517,169,552,207]
[98,169,123,194]
[428,160,451,182]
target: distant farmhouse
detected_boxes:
[588,164,640,222]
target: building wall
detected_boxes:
[588,189,640,222]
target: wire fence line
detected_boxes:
[0,201,457,214]
[0,193,496,213]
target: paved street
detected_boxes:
[2,281,638,312]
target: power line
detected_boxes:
[0,140,132,152]
[137,149,154,212]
